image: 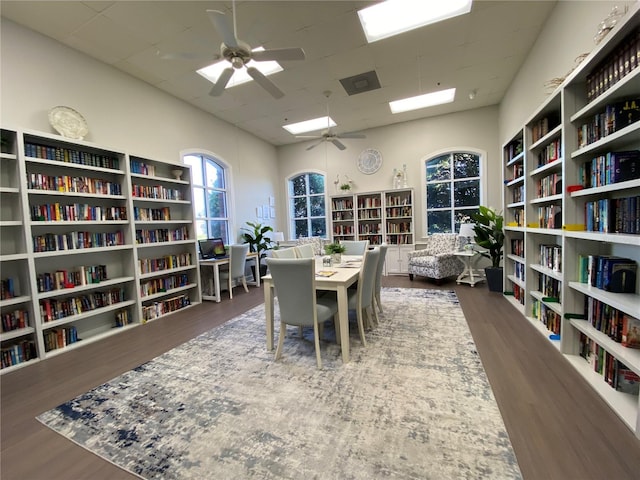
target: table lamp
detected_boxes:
[458,223,476,251]
[272,231,285,247]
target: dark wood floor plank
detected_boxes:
[2,277,639,480]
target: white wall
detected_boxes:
[0,19,280,242]
[278,106,500,240]
[499,0,637,143]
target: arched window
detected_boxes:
[288,172,327,239]
[424,151,481,234]
[183,153,231,243]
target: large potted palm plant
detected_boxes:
[470,206,504,292]
[241,221,273,277]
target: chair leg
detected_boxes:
[228,277,233,299]
[371,304,380,328]
[375,292,383,314]
[409,274,414,280]
[241,276,249,293]
[356,308,367,347]
[275,321,286,361]
[313,322,322,369]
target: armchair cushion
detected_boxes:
[408,233,464,281]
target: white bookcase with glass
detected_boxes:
[501,4,640,437]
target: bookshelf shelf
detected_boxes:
[501,3,640,438]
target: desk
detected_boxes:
[262,257,361,363]
[200,251,260,302]
[455,250,485,287]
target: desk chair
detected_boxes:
[294,243,315,259]
[374,244,388,314]
[266,258,338,369]
[347,247,380,346]
[341,240,369,255]
[219,244,250,299]
[271,247,297,259]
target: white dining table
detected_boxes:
[262,256,362,363]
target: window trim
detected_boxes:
[420,147,487,238]
[286,168,329,240]
[181,148,235,243]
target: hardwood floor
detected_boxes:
[2,277,639,479]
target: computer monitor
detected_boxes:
[199,238,226,259]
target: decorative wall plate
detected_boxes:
[48,106,89,140]
[357,148,382,174]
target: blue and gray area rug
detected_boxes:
[37,288,522,479]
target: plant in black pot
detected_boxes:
[470,206,505,292]
[241,221,273,277]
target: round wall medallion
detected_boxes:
[357,148,382,174]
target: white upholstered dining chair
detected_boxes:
[340,240,369,255]
[294,243,315,259]
[271,247,297,259]
[347,247,380,346]
[266,257,339,369]
[219,244,250,299]
[374,243,388,314]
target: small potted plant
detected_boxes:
[470,206,504,292]
[324,242,346,265]
[241,221,273,277]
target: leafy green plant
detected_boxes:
[470,206,504,268]
[240,222,273,260]
[324,242,346,255]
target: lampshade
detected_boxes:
[272,231,285,242]
[458,223,476,241]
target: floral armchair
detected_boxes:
[407,233,464,284]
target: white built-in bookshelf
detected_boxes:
[501,4,640,438]
[0,129,201,373]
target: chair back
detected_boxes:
[229,244,250,278]
[341,240,369,255]
[375,243,388,294]
[266,258,315,327]
[358,247,380,309]
[271,247,297,259]
[294,243,315,259]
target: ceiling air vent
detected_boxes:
[339,70,381,96]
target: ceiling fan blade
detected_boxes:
[331,138,347,150]
[252,47,306,62]
[207,10,238,48]
[246,66,284,99]
[158,50,221,62]
[295,135,323,139]
[306,139,325,151]
[336,132,366,139]
[209,68,234,96]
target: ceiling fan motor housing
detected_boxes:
[221,40,252,68]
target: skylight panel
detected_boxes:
[389,88,456,114]
[358,0,473,43]
[283,116,337,135]
[196,47,283,89]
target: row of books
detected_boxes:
[511,284,525,305]
[131,184,184,201]
[510,208,524,227]
[31,204,127,222]
[530,114,559,143]
[385,194,411,206]
[142,294,190,322]
[538,273,561,302]
[135,227,189,244]
[511,185,524,203]
[333,226,354,235]
[43,326,79,352]
[114,309,132,327]
[509,162,524,181]
[1,277,18,299]
[33,230,125,252]
[332,212,354,221]
[584,296,640,348]
[586,26,639,101]
[36,265,108,293]
[331,199,353,210]
[536,204,561,229]
[510,238,524,257]
[133,206,171,222]
[357,211,381,220]
[539,244,562,272]
[536,172,562,198]
[357,198,382,208]
[504,139,523,162]
[514,261,525,281]
[24,142,120,170]
[1,309,29,333]
[140,274,189,297]
[579,334,640,395]
[536,138,561,166]
[385,222,411,233]
[138,253,193,275]
[1,340,37,369]
[578,150,640,188]
[532,300,561,335]
[584,195,639,234]
[385,234,412,245]
[576,98,640,148]
[39,288,126,323]
[386,206,412,218]
[27,173,122,196]
[130,160,156,176]
[578,254,637,294]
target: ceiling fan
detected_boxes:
[205,3,305,98]
[297,91,366,151]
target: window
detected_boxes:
[425,152,481,234]
[183,153,230,243]
[288,172,327,239]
